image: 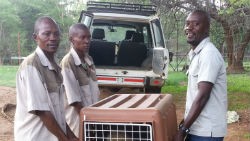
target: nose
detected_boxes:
[84,37,90,44]
[49,32,60,40]
[184,24,194,34]
[185,24,192,31]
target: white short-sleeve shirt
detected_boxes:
[185,37,227,137]
[14,47,67,141]
[61,48,100,137]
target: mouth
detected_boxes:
[83,45,90,49]
[186,32,194,39]
[48,44,59,49]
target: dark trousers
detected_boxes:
[185,134,224,141]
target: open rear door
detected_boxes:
[150,18,169,79]
[78,10,94,28]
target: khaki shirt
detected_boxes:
[61,47,100,137]
[14,47,67,141]
[185,37,227,137]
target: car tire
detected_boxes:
[145,86,162,93]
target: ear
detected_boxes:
[32,33,37,41]
[69,36,73,42]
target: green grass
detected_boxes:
[162,71,187,94]
[227,74,250,93]
[0,65,18,87]
[244,133,250,139]
[227,73,250,110]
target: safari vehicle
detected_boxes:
[79,1,170,93]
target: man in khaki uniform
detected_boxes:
[61,23,100,137]
[14,16,78,141]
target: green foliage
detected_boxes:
[229,0,250,6]
[0,0,22,64]
[0,0,84,63]
[210,21,224,50]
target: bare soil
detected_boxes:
[0,86,249,141]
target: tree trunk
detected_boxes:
[222,23,233,66]
[227,62,244,73]
[226,29,250,73]
[220,20,249,73]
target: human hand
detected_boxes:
[68,137,79,141]
[174,131,186,141]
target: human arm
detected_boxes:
[35,111,71,141]
[61,63,83,107]
[70,102,83,114]
[175,82,213,141]
[66,124,79,141]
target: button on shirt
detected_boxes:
[14,47,67,141]
[185,37,227,137]
[61,47,100,137]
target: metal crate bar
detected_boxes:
[84,122,153,141]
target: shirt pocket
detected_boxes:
[46,82,59,93]
[188,63,199,86]
[189,63,199,77]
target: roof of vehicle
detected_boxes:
[87,1,158,17]
[93,13,152,23]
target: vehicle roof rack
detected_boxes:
[87,1,157,16]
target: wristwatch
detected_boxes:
[179,123,190,134]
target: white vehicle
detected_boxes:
[79,1,170,93]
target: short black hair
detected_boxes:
[33,16,59,34]
[191,9,211,26]
[69,23,89,38]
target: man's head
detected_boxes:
[33,16,60,53]
[69,23,91,54]
[184,10,210,48]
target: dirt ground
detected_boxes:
[0,86,249,141]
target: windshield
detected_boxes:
[90,19,152,47]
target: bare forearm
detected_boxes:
[183,96,209,128]
[183,82,213,128]
[66,124,78,139]
[71,102,83,114]
[36,111,69,141]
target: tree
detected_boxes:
[150,0,250,73]
[8,0,79,59]
[0,0,22,64]
[0,0,86,64]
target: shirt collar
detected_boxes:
[70,47,93,66]
[188,37,210,60]
[35,47,55,70]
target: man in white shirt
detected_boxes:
[61,23,100,137]
[14,16,77,141]
[175,10,227,141]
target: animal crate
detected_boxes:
[79,94,177,141]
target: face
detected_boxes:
[184,12,209,48]
[33,20,60,53]
[70,28,91,54]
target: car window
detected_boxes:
[151,19,165,48]
[90,25,136,43]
